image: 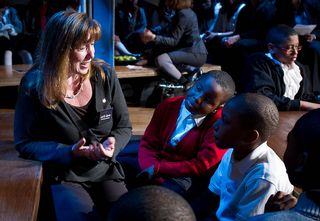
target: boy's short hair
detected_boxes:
[266,24,298,45]
[197,70,236,103]
[229,93,279,142]
[107,185,196,221]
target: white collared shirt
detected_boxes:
[209,142,294,221]
[265,53,302,99]
[169,100,206,146]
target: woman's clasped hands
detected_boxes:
[71,137,115,161]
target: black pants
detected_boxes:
[51,180,127,221]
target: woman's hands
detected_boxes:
[71,137,116,161]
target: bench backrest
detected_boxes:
[267,111,306,160]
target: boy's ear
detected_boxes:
[244,129,259,143]
[267,43,275,53]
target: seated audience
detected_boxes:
[215,0,276,85]
[107,185,196,221]
[115,0,147,56]
[149,0,175,36]
[14,11,131,220]
[0,2,23,65]
[273,0,320,93]
[192,93,294,220]
[140,0,207,87]
[137,70,235,199]
[241,24,320,111]
[249,108,320,220]
[192,0,217,36]
[203,0,246,65]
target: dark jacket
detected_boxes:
[154,8,207,55]
[14,63,132,182]
[241,53,316,111]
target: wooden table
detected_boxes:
[0,64,221,87]
[0,64,32,87]
[0,142,42,221]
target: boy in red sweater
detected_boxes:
[137,70,235,198]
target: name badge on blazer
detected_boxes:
[99,108,113,124]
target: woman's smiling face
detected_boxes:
[70,36,95,76]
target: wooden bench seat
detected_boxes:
[0,108,307,154]
[0,141,42,221]
[115,63,221,79]
[0,107,153,141]
[0,64,221,88]
[128,107,154,137]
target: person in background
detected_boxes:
[0,0,23,65]
[273,0,320,95]
[107,185,196,221]
[192,0,217,36]
[140,0,208,87]
[192,93,293,220]
[149,0,175,36]
[217,0,276,86]
[249,108,320,221]
[203,0,246,65]
[14,10,131,220]
[241,24,320,111]
[137,70,235,200]
[115,0,147,56]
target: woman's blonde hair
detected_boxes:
[35,10,101,108]
[165,0,192,10]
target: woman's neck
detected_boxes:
[65,74,84,99]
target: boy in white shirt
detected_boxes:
[192,93,293,220]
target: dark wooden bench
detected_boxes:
[0,108,307,156]
[115,63,221,79]
[0,141,42,221]
[0,109,43,221]
[0,107,153,141]
[267,111,307,160]
[0,64,221,88]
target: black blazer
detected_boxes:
[154,8,207,54]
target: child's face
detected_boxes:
[271,35,300,65]
[213,102,248,149]
[185,78,224,116]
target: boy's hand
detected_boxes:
[265,191,297,212]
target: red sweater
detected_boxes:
[138,96,227,183]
